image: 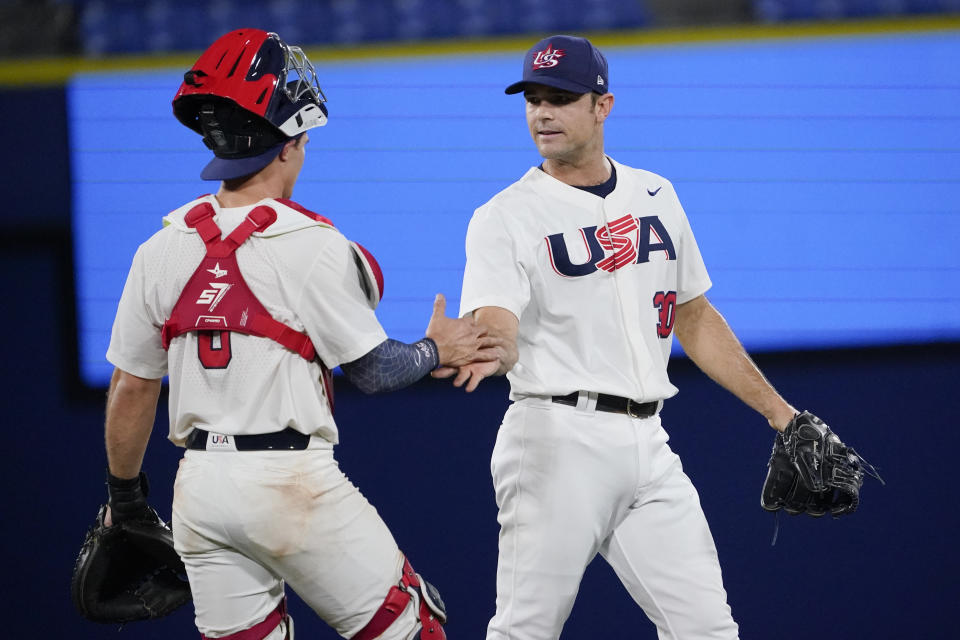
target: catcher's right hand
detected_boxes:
[761,411,882,518]
[71,502,191,623]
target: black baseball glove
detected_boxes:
[761,411,882,518]
[71,498,191,623]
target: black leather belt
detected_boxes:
[552,392,658,418]
[185,427,312,451]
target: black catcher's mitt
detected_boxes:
[761,411,882,518]
[71,504,191,623]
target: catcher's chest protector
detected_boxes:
[161,201,319,362]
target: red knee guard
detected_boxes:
[201,597,288,640]
[352,557,446,640]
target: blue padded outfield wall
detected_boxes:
[70,29,960,386]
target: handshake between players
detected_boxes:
[423,293,507,375]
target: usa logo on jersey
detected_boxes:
[545,214,676,278]
[532,44,565,69]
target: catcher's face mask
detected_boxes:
[282,41,326,108]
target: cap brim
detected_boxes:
[505,76,598,95]
[200,141,286,181]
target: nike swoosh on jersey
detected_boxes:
[647,186,662,196]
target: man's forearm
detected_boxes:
[341,338,439,394]
[675,296,795,430]
[105,368,163,478]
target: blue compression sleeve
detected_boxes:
[340,338,439,394]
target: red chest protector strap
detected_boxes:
[161,202,318,362]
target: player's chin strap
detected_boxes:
[351,557,447,640]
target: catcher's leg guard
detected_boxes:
[352,556,447,640]
[200,597,293,640]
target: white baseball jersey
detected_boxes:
[460,158,712,402]
[107,195,387,446]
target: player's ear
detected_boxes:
[595,92,614,123]
[278,137,298,161]
[279,133,307,161]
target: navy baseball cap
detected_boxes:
[200,139,288,181]
[505,35,609,95]
[196,99,298,181]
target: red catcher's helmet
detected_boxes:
[173,28,327,141]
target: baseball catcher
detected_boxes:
[71,471,191,623]
[761,411,883,518]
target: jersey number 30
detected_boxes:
[653,291,677,338]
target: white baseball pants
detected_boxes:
[486,397,739,640]
[172,447,419,639]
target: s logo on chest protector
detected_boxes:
[545,214,676,277]
[196,283,231,309]
[195,262,232,310]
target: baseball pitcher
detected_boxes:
[437,34,878,640]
